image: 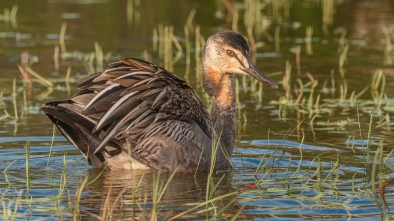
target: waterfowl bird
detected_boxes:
[40,30,278,172]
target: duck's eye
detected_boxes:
[227,50,235,57]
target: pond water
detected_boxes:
[1,0,394,220]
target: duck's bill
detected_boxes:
[241,61,278,89]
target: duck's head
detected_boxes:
[202,30,278,97]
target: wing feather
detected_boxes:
[41,57,212,169]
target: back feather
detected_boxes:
[41,58,212,170]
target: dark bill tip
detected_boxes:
[242,62,278,89]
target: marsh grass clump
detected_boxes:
[0,142,74,221]
[1,5,18,28]
[54,22,113,74]
[153,24,183,72]
[126,0,141,26]
[272,63,394,127]
[0,33,114,131]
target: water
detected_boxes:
[1,0,394,220]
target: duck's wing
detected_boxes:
[41,58,212,170]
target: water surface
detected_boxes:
[1,0,394,220]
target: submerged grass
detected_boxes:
[151,168,178,220]
[46,125,57,169]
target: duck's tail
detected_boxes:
[40,100,122,168]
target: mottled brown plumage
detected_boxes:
[40,30,278,172]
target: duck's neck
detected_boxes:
[203,71,236,166]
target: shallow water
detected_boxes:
[1,0,394,220]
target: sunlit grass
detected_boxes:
[1,5,18,28]
[153,24,183,71]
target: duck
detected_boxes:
[40,30,278,172]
